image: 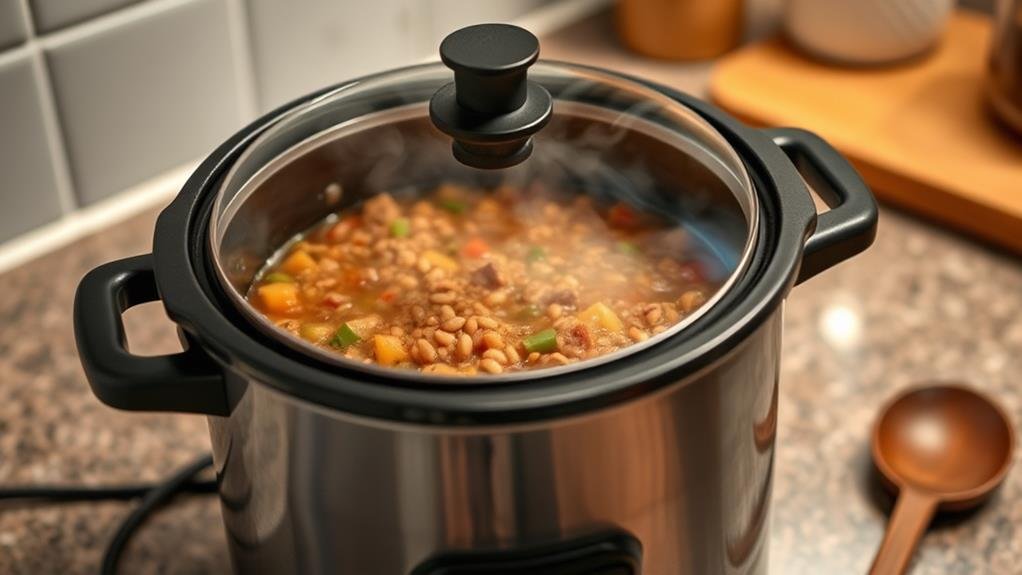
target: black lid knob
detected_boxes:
[429,24,552,169]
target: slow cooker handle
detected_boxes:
[766,127,878,285]
[74,254,228,416]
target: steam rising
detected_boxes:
[325,98,750,284]
[215,68,753,299]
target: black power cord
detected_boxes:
[100,454,214,575]
[0,479,216,501]
[0,453,216,574]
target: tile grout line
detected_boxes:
[223,0,259,120]
[5,0,211,219]
[0,0,211,274]
[14,0,77,216]
[35,0,202,50]
[28,52,76,215]
[0,162,195,275]
[12,0,34,37]
[0,0,611,275]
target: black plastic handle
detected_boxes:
[766,127,878,285]
[74,254,228,415]
[430,23,552,169]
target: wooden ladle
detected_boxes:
[869,384,1015,574]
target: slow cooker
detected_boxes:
[74,24,877,575]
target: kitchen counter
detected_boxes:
[2,11,1020,575]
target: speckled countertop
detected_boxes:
[2,12,1020,575]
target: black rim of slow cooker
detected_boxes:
[154,64,814,426]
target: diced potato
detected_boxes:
[578,302,624,332]
[281,250,317,275]
[374,335,409,366]
[346,315,381,337]
[423,249,459,271]
[299,323,334,343]
[258,283,300,314]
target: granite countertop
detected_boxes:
[1,12,1020,575]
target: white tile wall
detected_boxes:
[0,0,994,258]
[0,0,580,247]
[245,0,418,111]
[246,0,551,112]
[0,0,28,50]
[29,0,143,33]
[45,0,243,205]
[0,53,64,241]
[421,0,550,49]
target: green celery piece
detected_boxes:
[522,328,557,354]
[390,217,410,237]
[616,241,639,256]
[439,198,467,214]
[331,323,361,348]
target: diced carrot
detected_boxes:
[373,335,408,366]
[379,289,398,303]
[608,203,638,228]
[578,302,624,332]
[281,250,317,275]
[258,283,301,314]
[423,249,459,271]
[461,237,490,258]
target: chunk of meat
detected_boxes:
[471,262,506,289]
[569,322,593,349]
[543,288,577,308]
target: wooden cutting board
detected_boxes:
[710,11,1022,254]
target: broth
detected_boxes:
[247,183,722,375]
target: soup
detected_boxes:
[247,183,721,375]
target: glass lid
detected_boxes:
[209,26,757,382]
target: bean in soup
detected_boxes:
[247,183,721,375]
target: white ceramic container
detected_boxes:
[785,0,955,65]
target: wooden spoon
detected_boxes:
[869,383,1015,575]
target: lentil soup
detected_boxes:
[247,183,723,375]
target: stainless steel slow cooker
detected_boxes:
[74,24,877,575]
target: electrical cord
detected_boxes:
[100,454,214,575]
[0,479,216,501]
[0,454,216,575]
